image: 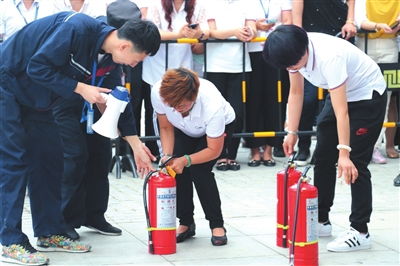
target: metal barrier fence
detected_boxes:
[117,35,400,178]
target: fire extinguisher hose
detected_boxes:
[289,166,311,266]
[142,156,176,254]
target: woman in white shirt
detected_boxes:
[264,25,387,253]
[246,0,292,168]
[52,0,108,18]
[205,0,256,171]
[0,0,55,40]
[143,0,207,87]
[151,68,235,246]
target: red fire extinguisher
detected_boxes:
[288,166,318,266]
[276,153,302,248]
[143,158,177,255]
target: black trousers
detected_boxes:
[173,129,225,229]
[53,99,111,228]
[205,72,245,160]
[127,64,159,156]
[314,90,387,233]
[245,52,289,148]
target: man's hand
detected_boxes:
[283,133,298,157]
[74,82,111,104]
[133,143,156,178]
[125,136,156,178]
[337,155,358,184]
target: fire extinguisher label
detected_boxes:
[156,187,176,228]
[306,197,318,242]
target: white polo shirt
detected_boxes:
[248,0,292,52]
[151,78,236,138]
[0,0,55,40]
[53,0,107,18]
[142,1,207,86]
[298,33,386,102]
[205,0,254,73]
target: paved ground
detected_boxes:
[6,144,400,265]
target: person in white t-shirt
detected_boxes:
[245,0,292,168]
[151,68,235,246]
[52,0,108,18]
[143,0,207,87]
[0,0,55,41]
[205,0,256,171]
[263,25,387,253]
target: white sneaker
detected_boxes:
[327,227,371,252]
[318,221,332,237]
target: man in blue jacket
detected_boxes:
[0,12,160,265]
[52,2,152,241]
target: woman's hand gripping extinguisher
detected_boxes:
[143,157,177,255]
[276,153,302,248]
[288,166,318,266]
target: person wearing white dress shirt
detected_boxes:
[151,68,235,246]
[52,0,108,18]
[0,0,55,41]
[264,24,387,253]
[205,0,256,172]
[245,0,292,168]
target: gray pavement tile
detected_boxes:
[1,145,399,265]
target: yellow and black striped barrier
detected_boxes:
[138,122,400,142]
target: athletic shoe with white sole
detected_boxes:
[1,240,49,266]
[327,227,371,252]
[318,221,332,237]
[36,235,91,253]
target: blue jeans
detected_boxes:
[0,86,66,245]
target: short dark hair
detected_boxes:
[117,20,161,56]
[263,25,309,69]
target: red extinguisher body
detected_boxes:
[148,171,176,254]
[276,166,302,247]
[288,182,318,266]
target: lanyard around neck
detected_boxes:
[91,60,105,87]
[14,1,39,25]
[259,0,271,19]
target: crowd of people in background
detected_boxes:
[0,0,399,265]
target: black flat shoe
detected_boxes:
[211,227,227,246]
[247,159,261,167]
[394,174,400,187]
[216,161,229,171]
[176,223,196,243]
[228,160,240,171]
[263,159,276,167]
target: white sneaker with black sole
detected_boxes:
[327,227,371,252]
[318,221,332,237]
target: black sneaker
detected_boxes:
[273,146,285,158]
[85,222,122,236]
[294,149,310,166]
[394,173,400,187]
[65,227,80,240]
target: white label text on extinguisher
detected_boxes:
[306,197,318,242]
[156,187,176,228]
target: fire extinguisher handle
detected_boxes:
[288,151,297,164]
[159,155,176,168]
